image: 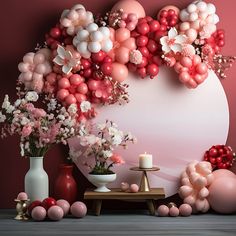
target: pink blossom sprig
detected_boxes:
[0,91,82,157]
[70,120,136,174]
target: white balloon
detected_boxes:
[180,22,190,31]
[90,31,103,42]
[189,12,198,22]
[86,11,94,22]
[180,10,190,21]
[213,14,219,24]
[206,15,214,24]
[72,4,85,11]
[187,4,197,13]
[99,27,110,38]
[207,3,216,14]
[86,23,98,32]
[88,41,101,53]
[190,20,200,30]
[76,29,89,41]
[197,1,207,12]
[77,41,88,54]
[198,11,208,20]
[101,39,113,52]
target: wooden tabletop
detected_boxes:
[84,188,165,200]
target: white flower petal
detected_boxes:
[57,45,66,59]
[65,50,73,60]
[168,27,178,39]
[160,36,168,46]
[62,65,72,74]
[53,56,64,66]
[170,44,182,53]
[175,35,187,44]
[162,44,171,54]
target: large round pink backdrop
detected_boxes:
[70,68,229,197]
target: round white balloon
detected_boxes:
[70,68,229,197]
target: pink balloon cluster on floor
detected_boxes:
[18,48,52,93]
[120,182,139,193]
[157,203,192,217]
[30,198,87,221]
[208,169,236,214]
[179,161,214,213]
[174,55,208,88]
[60,4,94,36]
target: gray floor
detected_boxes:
[0,209,236,236]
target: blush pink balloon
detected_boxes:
[47,205,64,221]
[17,192,28,201]
[157,205,169,216]
[179,204,192,216]
[111,63,128,82]
[56,199,70,216]
[65,94,77,105]
[69,74,83,86]
[31,206,47,221]
[77,83,88,94]
[58,77,71,89]
[208,176,236,214]
[115,47,130,64]
[57,89,70,101]
[115,28,130,42]
[169,206,179,217]
[70,202,87,218]
[211,169,235,180]
[111,0,146,19]
[121,182,130,192]
[130,184,139,193]
[157,5,180,19]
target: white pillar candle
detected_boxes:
[139,152,153,168]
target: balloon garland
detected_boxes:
[17,0,235,122]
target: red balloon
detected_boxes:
[41,197,56,211]
[101,62,112,75]
[77,83,88,94]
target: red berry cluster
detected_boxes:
[79,51,114,104]
[129,16,167,79]
[45,24,72,50]
[158,9,179,30]
[205,29,225,54]
[204,145,235,169]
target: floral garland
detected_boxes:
[0,0,235,157]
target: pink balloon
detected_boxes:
[130,184,139,193]
[65,94,77,105]
[31,206,47,221]
[77,83,88,94]
[88,79,100,91]
[75,93,87,103]
[122,38,136,50]
[58,77,71,89]
[212,169,236,180]
[115,28,130,42]
[111,63,128,82]
[48,205,64,221]
[111,0,146,19]
[179,185,193,198]
[169,207,179,217]
[157,205,169,216]
[57,89,70,101]
[208,176,236,213]
[69,74,83,86]
[121,182,130,192]
[17,192,28,201]
[179,204,192,216]
[115,46,130,64]
[56,199,70,216]
[70,201,87,218]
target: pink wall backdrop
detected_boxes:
[0,0,235,208]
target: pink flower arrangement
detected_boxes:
[70,120,136,174]
[0,92,82,157]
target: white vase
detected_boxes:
[24,157,49,202]
[88,174,116,192]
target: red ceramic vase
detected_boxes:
[54,164,78,204]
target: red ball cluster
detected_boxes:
[205,29,225,54]
[79,51,114,104]
[129,16,167,79]
[158,9,179,30]
[45,24,72,50]
[204,145,235,169]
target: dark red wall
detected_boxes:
[0,0,235,208]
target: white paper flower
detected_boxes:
[53,45,80,74]
[20,142,24,157]
[25,91,39,102]
[80,134,98,146]
[102,150,113,158]
[111,132,123,146]
[14,99,22,107]
[80,101,91,113]
[0,111,6,122]
[68,104,78,114]
[160,28,187,54]
[47,99,57,111]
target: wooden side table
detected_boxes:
[84,188,165,216]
